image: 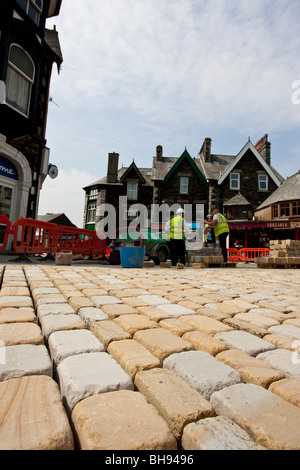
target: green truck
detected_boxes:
[115,228,170,265]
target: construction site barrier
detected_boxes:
[0,216,106,258]
[228,248,270,262]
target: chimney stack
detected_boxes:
[107,152,119,183]
[200,138,212,162]
[255,134,271,165]
[156,145,163,161]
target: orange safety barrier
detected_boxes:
[227,248,270,262]
[0,215,14,253]
[238,248,270,262]
[0,216,106,258]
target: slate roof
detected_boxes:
[223,193,252,206]
[44,28,63,65]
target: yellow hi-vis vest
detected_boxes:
[170,216,184,240]
[214,213,229,238]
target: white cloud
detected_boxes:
[38,168,94,227]
[48,0,300,132]
[43,0,300,221]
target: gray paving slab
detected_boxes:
[215,330,276,356]
[163,350,242,400]
[0,344,52,380]
[257,349,300,379]
[48,329,105,365]
[56,352,134,413]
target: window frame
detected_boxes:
[258,174,269,191]
[179,176,189,195]
[127,182,138,201]
[87,203,96,223]
[16,0,43,25]
[230,172,240,190]
[6,44,35,117]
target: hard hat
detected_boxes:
[177,208,184,214]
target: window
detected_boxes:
[87,203,96,223]
[272,204,278,219]
[127,183,138,200]
[16,0,43,25]
[89,189,98,197]
[258,174,268,191]
[6,45,34,116]
[292,201,300,216]
[179,177,189,194]
[280,202,290,217]
[230,173,240,190]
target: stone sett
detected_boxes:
[216,349,285,388]
[107,339,161,378]
[48,329,105,365]
[1,263,300,450]
[0,375,74,450]
[163,350,242,400]
[133,327,193,361]
[182,416,265,450]
[215,330,276,356]
[90,320,131,347]
[134,368,215,440]
[71,390,177,450]
[56,352,134,414]
[211,383,300,450]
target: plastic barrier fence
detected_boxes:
[227,248,270,262]
[0,216,106,258]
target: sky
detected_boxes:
[39,0,300,228]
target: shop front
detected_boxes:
[228,220,299,249]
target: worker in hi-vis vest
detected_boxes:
[204,208,229,262]
[167,208,191,266]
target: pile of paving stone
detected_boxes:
[257,239,300,268]
[1,263,300,450]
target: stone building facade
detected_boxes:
[83,135,285,240]
[0,0,63,226]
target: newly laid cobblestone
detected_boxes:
[0,375,74,450]
[211,383,300,450]
[182,416,265,450]
[1,262,300,450]
[71,390,177,450]
[134,368,215,439]
[164,350,242,400]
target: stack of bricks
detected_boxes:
[257,240,300,268]
[188,255,226,269]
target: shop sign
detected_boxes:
[0,156,18,180]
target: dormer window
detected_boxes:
[127,183,138,200]
[6,44,35,116]
[16,0,43,25]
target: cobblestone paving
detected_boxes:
[1,262,300,450]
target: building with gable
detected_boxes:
[0,0,63,228]
[83,134,288,248]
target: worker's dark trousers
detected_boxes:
[218,232,229,262]
[169,239,186,265]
